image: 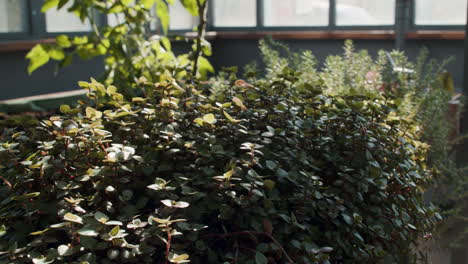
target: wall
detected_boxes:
[0,37,465,100]
[0,50,104,100]
[211,38,465,91]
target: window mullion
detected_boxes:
[407,0,415,31]
[329,0,336,30]
[395,0,409,50]
[29,0,46,39]
[257,0,263,30]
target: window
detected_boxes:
[264,0,329,27]
[0,0,28,33]
[415,0,467,25]
[336,0,395,26]
[169,0,198,30]
[148,1,197,32]
[213,0,257,27]
[45,2,92,32]
[0,0,466,42]
[108,13,125,27]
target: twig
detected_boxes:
[165,229,172,264]
[0,175,12,189]
[191,0,208,79]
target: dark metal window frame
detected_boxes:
[207,0,466,32]
[0,0,466,42]
[208,0,396,32]
[0,0,104,42]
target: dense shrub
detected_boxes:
[4,1,447,262]
[246,39,467,238]
[251,39,461,187]
[0,68,440,263]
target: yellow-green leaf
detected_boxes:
[223,110,240,123]
[203,114,216,124]
[78,81,89,88]
[109,225,120,236]
[170,253,190,263]
[198,56,214,77]
[56,35,71,48]
[26,45,50,74]
[73,36,88,45]
[41,0,59,12]
[85,107,103,119]
[63,213,83,224]
[156,0,169,34]
[106,86,117,94]
[161,37,171,51]
[30,228,50,236]
[194,118,204,126]
[48,48,65,60]
[12,192,40,201]
[60,104,71,113]
[180,0,198,16]
[264,180,276,190]
[224,169,233,180]
[140,0,156,9]
[132,97,146,102]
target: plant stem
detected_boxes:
[0,175,11,189]
[165,229,172,264]
[191,0,208,80]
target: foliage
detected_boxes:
[25,0,213,97]
[5,3,447,262]
[0,63,441,263]
[253,38,466,246]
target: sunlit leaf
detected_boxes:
[63,213,83,224]
[26,45,50,74]
[202,114,216,124]
[41,0,59,12]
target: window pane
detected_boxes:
[214,0,256,27]
[148,2,198,31]
[46,2,92,32]
[169,0,198,30]
[336,0,395,25]
[0,0,28,33]
[415,0,466,25]
[108,13,125,27]
[264,0,329,27]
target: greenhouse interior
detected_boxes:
[1,0,468,263]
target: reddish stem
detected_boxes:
[165,230,172,264]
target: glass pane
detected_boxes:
[0,0,28,33]
[108,13,125,27]
[46,2,92,32]
[336,0,395,25]
[169,0,198,30]
[415,0,466,25]
[214,0,256,27]
[148,2,197,31]
[264,0,329,27]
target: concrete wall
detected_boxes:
[0,38,464,100]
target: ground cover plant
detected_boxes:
[0,0,448,263]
